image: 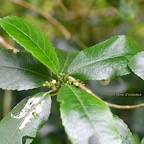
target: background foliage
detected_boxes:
[0,0,144,143]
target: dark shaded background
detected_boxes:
[0,0,144,143]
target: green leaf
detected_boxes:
[0,48,50,90]
[0,16,59,74]
[128,52,144,80]
[0,92,51,144]
[55,48,78,73]
[68,35,139,80]
[114,116,136,144]
[58,85,122,144]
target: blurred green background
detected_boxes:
[0,0,144,143]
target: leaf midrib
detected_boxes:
[2,19,58,73]
[0,65,50,79]
[69,53,132,74]
[68,86,97,133]
[67,86,122,143]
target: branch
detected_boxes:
[106,103,144,109]
[11,0,87,49]
[68,76,144,109]
[0,36,19,53]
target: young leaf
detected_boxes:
[68,35,139,80]
[0,92,51,144]
[128,51,144,80]
[58,85,122,144]
[114,116,137,144]
[0,16,59,74]
[55,48,78,73]
[0,48,50,90]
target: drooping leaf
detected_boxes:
[0,48,50,90]
[128,52,144,80]
[0,16,59,74]
[55,48,78,73]
[58,85,122,144]
[68,35,139,80]
[114,116,136,144]
[0,92,51,144]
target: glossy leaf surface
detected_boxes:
[68,35,139,80]
[55,48,78,73]
[58,85,122,144]
[0,16,59,74]
[128,51,144,80]
[0,48,50,90]
[0,92,51,144]
[114,116,136,144]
